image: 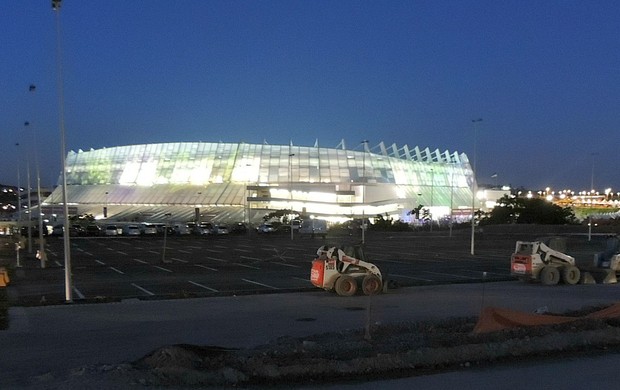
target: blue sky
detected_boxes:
[2,0,619,191]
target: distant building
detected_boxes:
[43,141,477,224]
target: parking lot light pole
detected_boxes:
[289,153,295,241]
[24,122,33,255]
[471,118,482,256]
[52,0,72,302]
[588,152,598,242]
[162,213,172,263]
[104,191,108,218]
[15,142,22,267]
[361,140,368,244]
[430,168,434,233]
[27,84,47,268]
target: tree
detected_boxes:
[369,213,411,231]
[481,195,576,225]
[69,214,95,224]
[407,204,424,219]
[262,209,298,223]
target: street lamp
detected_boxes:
[15,142,22,267]
[471,118,482,255]
[449,168,455,238]
[52,0,73,302]
[24,121,33,255]
[361,140,369,244]
[26,84,46,268]
[430,168,434,232]
[162,213,172,263]
[288,153,295,241]
[588,152,598,242]
[104,191,108,218]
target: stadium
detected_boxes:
[42,141,477,225]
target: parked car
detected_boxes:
[70,225,86,236]
[122,224,141,236]
[230,222,248,234]
[19,225,50,237]
[212,224,229,235]
[172,223,191,235]
[154,223,173,235]
[300,219,328,238]
[256,223,275,234]
[139,223,158,236]
[85,224,102,236]
[104,225,119,236]
[192,222,213,236]
[51,224,64,236]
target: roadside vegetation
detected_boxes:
[480,195,577,225]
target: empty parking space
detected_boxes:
[9,232,521,304]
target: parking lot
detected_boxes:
[5,228,535,305]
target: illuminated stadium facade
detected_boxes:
[43,141,477,225]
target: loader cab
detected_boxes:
[514,241,535,254]
[342,245,367,262]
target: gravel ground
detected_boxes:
[25,305,620,389]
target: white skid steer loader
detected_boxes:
[310,245,384,296]
[511,240,580,285]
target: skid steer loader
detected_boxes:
[310,245,384,296]
[510,238,581,285]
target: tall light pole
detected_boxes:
[104,191,109,218]
[361,140,369,244]
[288,153,295,241]
[162,213,172,263]
[449,167,455,238]
[429,168,434,232]
[24,121,33,255]
[15,142,22,267]
[471,118,482,255]
[53,0,72,302]
[243,163,251,234]
[588,152,598,241]
[27,84,47,268]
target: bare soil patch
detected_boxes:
[29,305,620,389]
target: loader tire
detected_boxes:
[362,275,382,295]
[540,266,560,286]
[562,265,581,285]
[335,275,357,296]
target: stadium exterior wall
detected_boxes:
[43,141,477,224]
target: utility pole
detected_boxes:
[28,84,47,268]
[289,153,295,241]
[361,140,369,244]
[470,118,482,256]
[52,0,72,302]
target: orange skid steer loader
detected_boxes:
[311,245,384,296]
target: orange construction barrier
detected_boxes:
[0,267,9,287]
[474,302,620,333]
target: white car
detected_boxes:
[212,224,229,235]
[140,223,158,235]
[193,223,212,236]
[104,225,119,236]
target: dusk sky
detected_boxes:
[2,0,619,191]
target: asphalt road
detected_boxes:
[2,281,619,388]
[2,230,619,388]
[8,229,524,304]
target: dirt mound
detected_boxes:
[135,344,237,370]
[30,303,620,388]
